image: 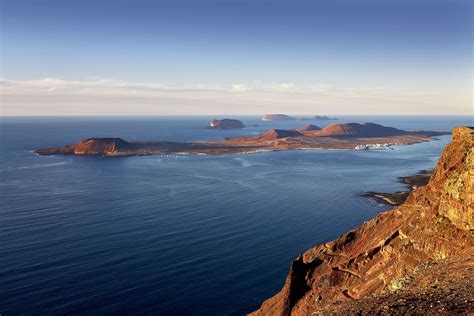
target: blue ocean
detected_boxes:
[0,115,472,315]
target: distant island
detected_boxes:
[261,114,297,121]
[209,118,245,129]
[261,114,338,121]
[35,122,448,156]
[313,115,338,121]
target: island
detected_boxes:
[251,126,473,315]
[262,114,338,121]
[261,114,296,121]
[34,122,449,157]
[313,115,338,120]
[209,118,245,129]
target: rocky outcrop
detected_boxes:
[258,129,303,140]
[262,114,297,121]
[210,119,245,129]
[316,254,474,314]
[364,170,433,206]
[251,126,473,315]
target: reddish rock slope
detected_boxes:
[297,124,321,132]
[251,126,473,315]
[314,122,406,137]
[35,138,133,156]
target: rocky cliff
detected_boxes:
[252,126,473,315]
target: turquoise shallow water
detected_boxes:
[0,115,472,315]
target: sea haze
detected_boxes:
[0,116,472,315]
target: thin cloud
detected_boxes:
[231,84,250,92]
[0,77,390,99]
[1,77,470,116]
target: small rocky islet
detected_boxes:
[209,118,245,129]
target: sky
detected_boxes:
[0,0,472,116]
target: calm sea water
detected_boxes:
[0,115,472,315]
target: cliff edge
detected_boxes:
[251,126,473,315]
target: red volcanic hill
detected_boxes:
[73,138,132,154]
[259,129,303,140]
[298,124,321,131]
[35,138,133,156]
[314,122,406,137]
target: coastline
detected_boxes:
[363,169,433,206]
[34,127,448,157]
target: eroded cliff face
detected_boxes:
[252,126,473,316]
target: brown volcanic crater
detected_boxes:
[35,137,133,156]
[258,129,304,140]
[296,124,321,132]
[313,122,406,137]
[251,126,473,315]
[73,138,132,154]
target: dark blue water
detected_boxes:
[0,116,472,315]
